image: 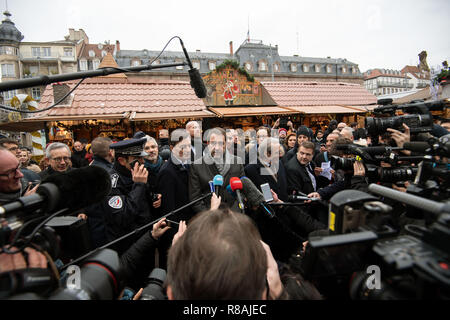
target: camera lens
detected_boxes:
[333,157,355,171]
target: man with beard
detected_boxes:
[188,127,245,214]
[142,134,162,212]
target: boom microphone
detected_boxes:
[179,38,207,99]
[0,166,112,216]
[229,177,245,213]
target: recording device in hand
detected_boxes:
[0,165,111,217]
[240,177,275,218]
[293,184,450,299]
[260,183,273,202]
[288,195,320,202]
[138,268,167,300]
[365,99,448,138]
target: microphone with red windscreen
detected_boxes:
[229,177,245,213]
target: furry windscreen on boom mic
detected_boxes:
[240,176,266,207]
[39,165,112,212]
[189,68,207,99]
[179,38,207,98]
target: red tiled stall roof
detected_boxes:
[262,81,377,113]
[37,77,210,119]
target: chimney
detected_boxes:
[116,40,120,52]
[52,83,71,105]
[229,41,233,56]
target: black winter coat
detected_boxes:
[71,149,89,168]
[94,163,154,254]
[156,157,193,222]
[120,231,159,290]
[285,157,317,196]
[244,159,289,202]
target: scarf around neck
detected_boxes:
[204,150,232,177]
[144,156,163,174]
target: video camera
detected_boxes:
[291,185,450,299]
[365,99,448,138]
[0,166,125,299]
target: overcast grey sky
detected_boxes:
[6,0,450,72]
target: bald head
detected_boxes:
[0,148,24,193]
[337,122,347,132]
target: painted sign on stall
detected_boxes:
[203,66,263,106]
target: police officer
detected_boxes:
[96,137,156,254]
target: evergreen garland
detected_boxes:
[208,59,255,82]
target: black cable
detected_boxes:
[0,207,68,255]
[10,214,48,246]
[0,78,85,114]
[0,35,183,114]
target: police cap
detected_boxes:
[110,137,148,157]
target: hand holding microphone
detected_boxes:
[210,193,222,211]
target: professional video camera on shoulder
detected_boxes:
[294,184,450,299]
[0,166,126,300]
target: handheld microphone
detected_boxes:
[229,177,245,213]
[240,177,274,218]
[226,185,236,197]
[288,195,320,202]
[179,38,207,98]
[213,175,223,196]
[208,181,215,193]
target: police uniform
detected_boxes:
[96,137,154,254]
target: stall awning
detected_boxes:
[131,110,216,121]
[27,113,127,121]
[208,106,299,117]
[285,105,367,114]
[0,120,46,132]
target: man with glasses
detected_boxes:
[0,147,37,204]
[0,138,40,187]
[39,142,73,180]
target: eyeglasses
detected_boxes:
[0,164,20,179]
[51,156,71,163]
